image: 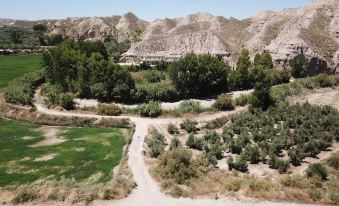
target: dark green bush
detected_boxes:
[228,155,248,172]
[97,103,122,116]
[138,101,162,117]
[306,163,328,181]
[186,133,204,150]
[167,123,179,135]
[146,131,166,158]
[58,93,75,110]
[213,93,234,111]
[180,119,198,133]
[170,137,181,150]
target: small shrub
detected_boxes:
[224,178,243,192]
[228,155,248,172]
[213,93,234,111]
[308,189,322,201]
[327,155,339,170]
[306,163,328,181]
[170,137,181,150]
[233,94,251,106]
[247,179,271,192]
[59,93,75,110]
[97,103,122,116]
[330,191,339,204]
[156,147,197,184]
[12,188,38,204]
[180,119,198,133]
[146,131,166,158]
[280,175,305,188]
[138,101,162,117]
[167,123,179,135]
[186,133,204,150]
[179,100,202,113]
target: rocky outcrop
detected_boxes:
[0,13,148,42]
[125,0,338,70]
[1,0,338,71]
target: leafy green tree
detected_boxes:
[168,53,230,98]
[236,49,252,90]
[289,53,309,78]
[251,68,274,111]
[10,30,22,44]
[254,51,273,69]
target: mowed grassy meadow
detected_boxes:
[0,118,130,187]
[0,55,42,89]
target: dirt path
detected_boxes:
[32,89,313,206]
[74,89,254,109]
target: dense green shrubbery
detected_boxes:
[180,119,198,133]
[58,93,75,110]
[168,53,230,98]
[138,101,162,117]
[97,103,122,116]
[178,100,202,113]
[233,93,252,106]
[43,84,75,110]
[146,131,166,158]
[135,82,178,102]
[213,93,234,111]
[219,102,339,173]
[4,70,45,105]
[156,147,197,184]
[43,40,135,103]
[142,69,166,83]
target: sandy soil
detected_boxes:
[34,153,57,162]
[290,87,339,110]
[29,127,66,147]
[30,89,315,206]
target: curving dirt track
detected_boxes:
[32,89,314,206]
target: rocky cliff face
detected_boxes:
[126,0,338,71]
[1,0,338,71]
[0,13,149,42]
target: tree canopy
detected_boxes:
[168,53,230,98]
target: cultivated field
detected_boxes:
[0,55,42,89]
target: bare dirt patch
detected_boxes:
[34,153,57,162]
[29,127,66,147]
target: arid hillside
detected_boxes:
[1,0,338,70]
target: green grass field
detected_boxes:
[0,55,42,89]
[0,118,130,187]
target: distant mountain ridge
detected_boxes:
[1,0,338,71]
